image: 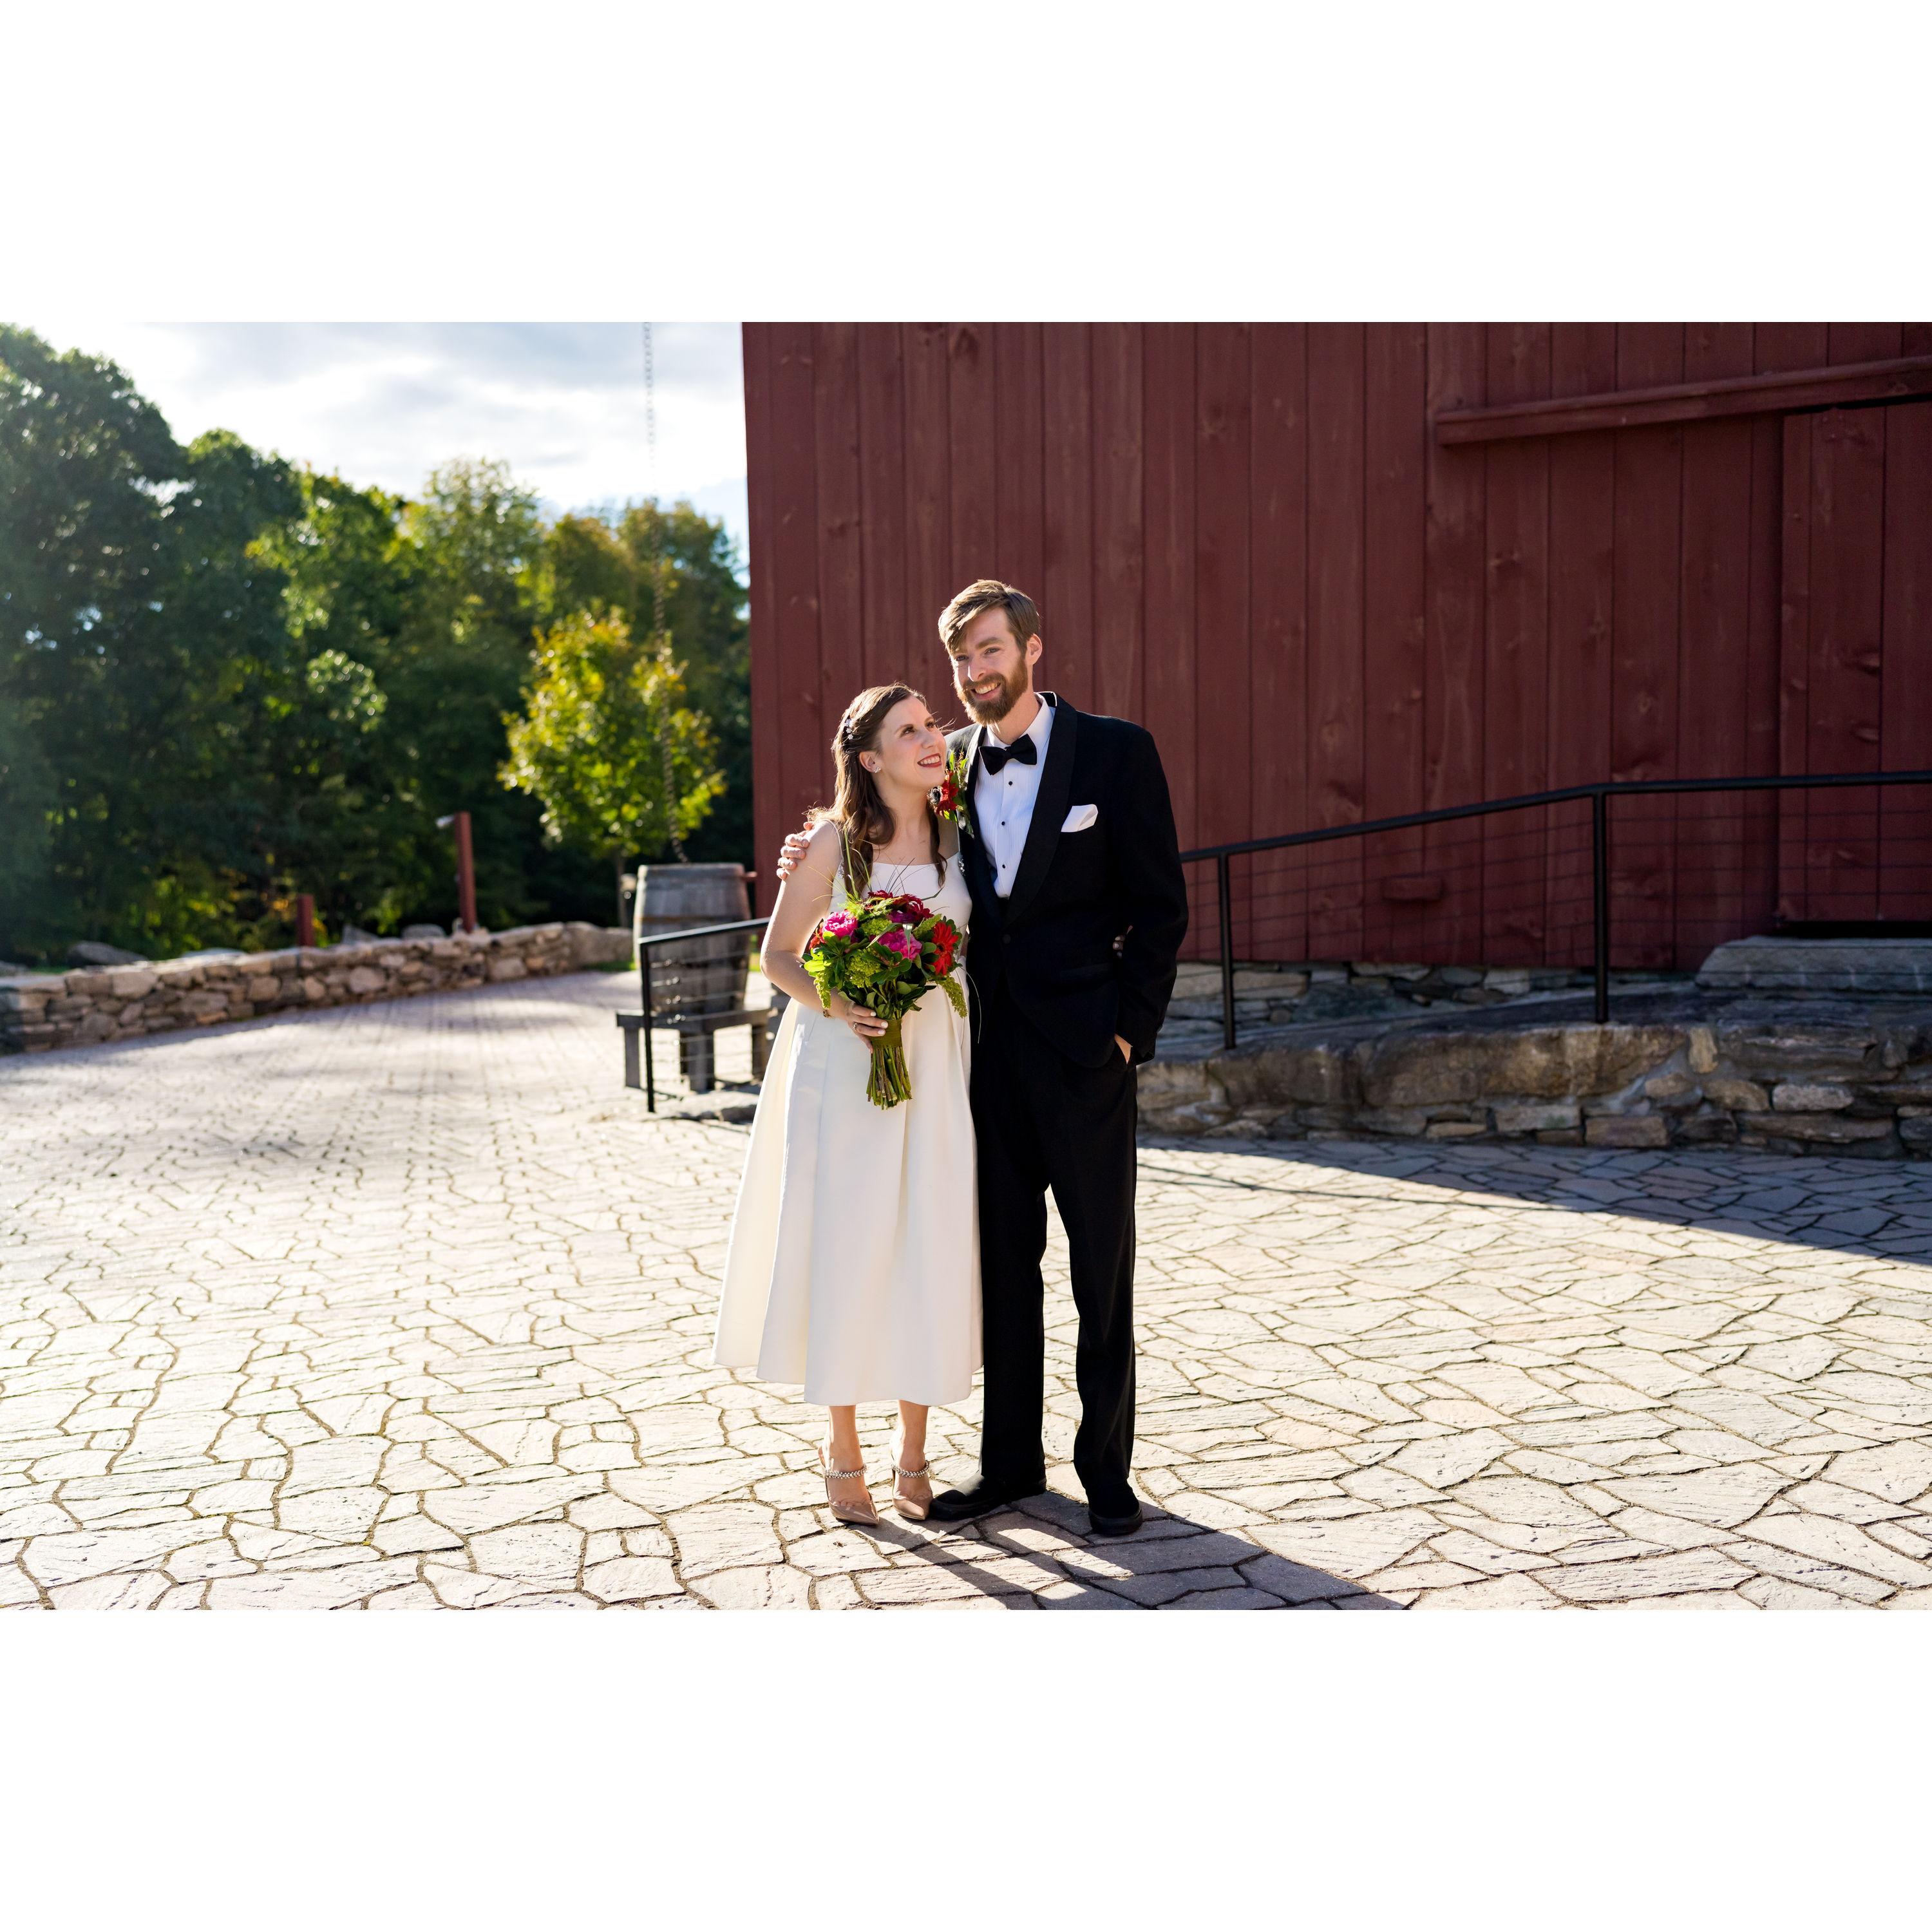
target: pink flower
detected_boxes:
[875,927,920,960]
[820,911,857,939]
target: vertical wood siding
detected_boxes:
[745,323,1932,966]
[1782,397,1932,926]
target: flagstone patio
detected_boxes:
[3,970,1929,1609]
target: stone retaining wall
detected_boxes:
[1139,1001,1932,1159]
[0,924,632,1055]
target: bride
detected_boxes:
[710,684,980,1527]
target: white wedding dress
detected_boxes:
[711,858,981,1405]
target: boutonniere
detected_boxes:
[929,745,971,824]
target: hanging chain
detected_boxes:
[642,321,688,862]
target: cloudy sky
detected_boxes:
[23,320,750,565]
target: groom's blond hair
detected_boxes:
[938,579,1040,653]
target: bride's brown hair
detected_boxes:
[813,683,945,896]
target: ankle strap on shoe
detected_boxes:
[895,1461,930,1479]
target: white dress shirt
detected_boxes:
[974,693,1055,899]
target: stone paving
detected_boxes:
[4,972,1932,1611]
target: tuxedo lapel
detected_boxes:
[953,723,998,914]
[960,723,988,823]
[1002,696,1079,924]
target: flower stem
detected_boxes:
[867,1012,910,1108]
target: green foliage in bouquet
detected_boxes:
[801,880,966,1108]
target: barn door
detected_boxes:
[1779,400,1932,928]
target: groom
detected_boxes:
[784,580,1188,1535]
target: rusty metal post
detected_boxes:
[1218,853,1236,1052]
[294,894,315,949]
[1592,790,1611,1024]
[453,810,478,933]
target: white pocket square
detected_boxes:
[1061,804,1099,834]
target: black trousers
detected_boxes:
[970,979,1139,1514]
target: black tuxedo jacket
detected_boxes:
[948,696,1189,1069]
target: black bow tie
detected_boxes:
[981,735,1037,775]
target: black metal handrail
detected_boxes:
[634,916,769,1110]
[1180,769,1932,1048]
[625,772,1932,1083]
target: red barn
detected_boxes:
[742,324,1932,971]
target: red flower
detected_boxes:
[926,917,959,977]
[931,747,970,824]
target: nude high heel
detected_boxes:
[819,1441,880,1527]
[891,1435,934,1522]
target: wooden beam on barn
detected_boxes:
[1434,353,1932,445]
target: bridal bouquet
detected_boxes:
[802,889,967,1108]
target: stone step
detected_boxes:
[1699,935,1932,995]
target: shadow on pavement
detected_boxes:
[871,1490,1403,1610]
[1139,1135,1932,1271]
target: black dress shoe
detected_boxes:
[928,1475,1046,1524]
[1088,1498,1144,1538]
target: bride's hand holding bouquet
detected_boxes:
[802,887,966,1108]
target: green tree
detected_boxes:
[533,500,750,866]
[249,468,420,931]
[0,703,54,946]
[500,609,724,924]
[391,458,558,929]
[140,428,308,951]
[2,323,184,958]
[0,326,308,959]
[259,456,613,938]
[1,327,757,962]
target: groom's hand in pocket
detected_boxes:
[1116,1034,1133,1065]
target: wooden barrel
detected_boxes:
[633,863,751,1015]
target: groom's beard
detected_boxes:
[958,660,1029,725]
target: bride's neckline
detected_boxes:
[866,855,942,891]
